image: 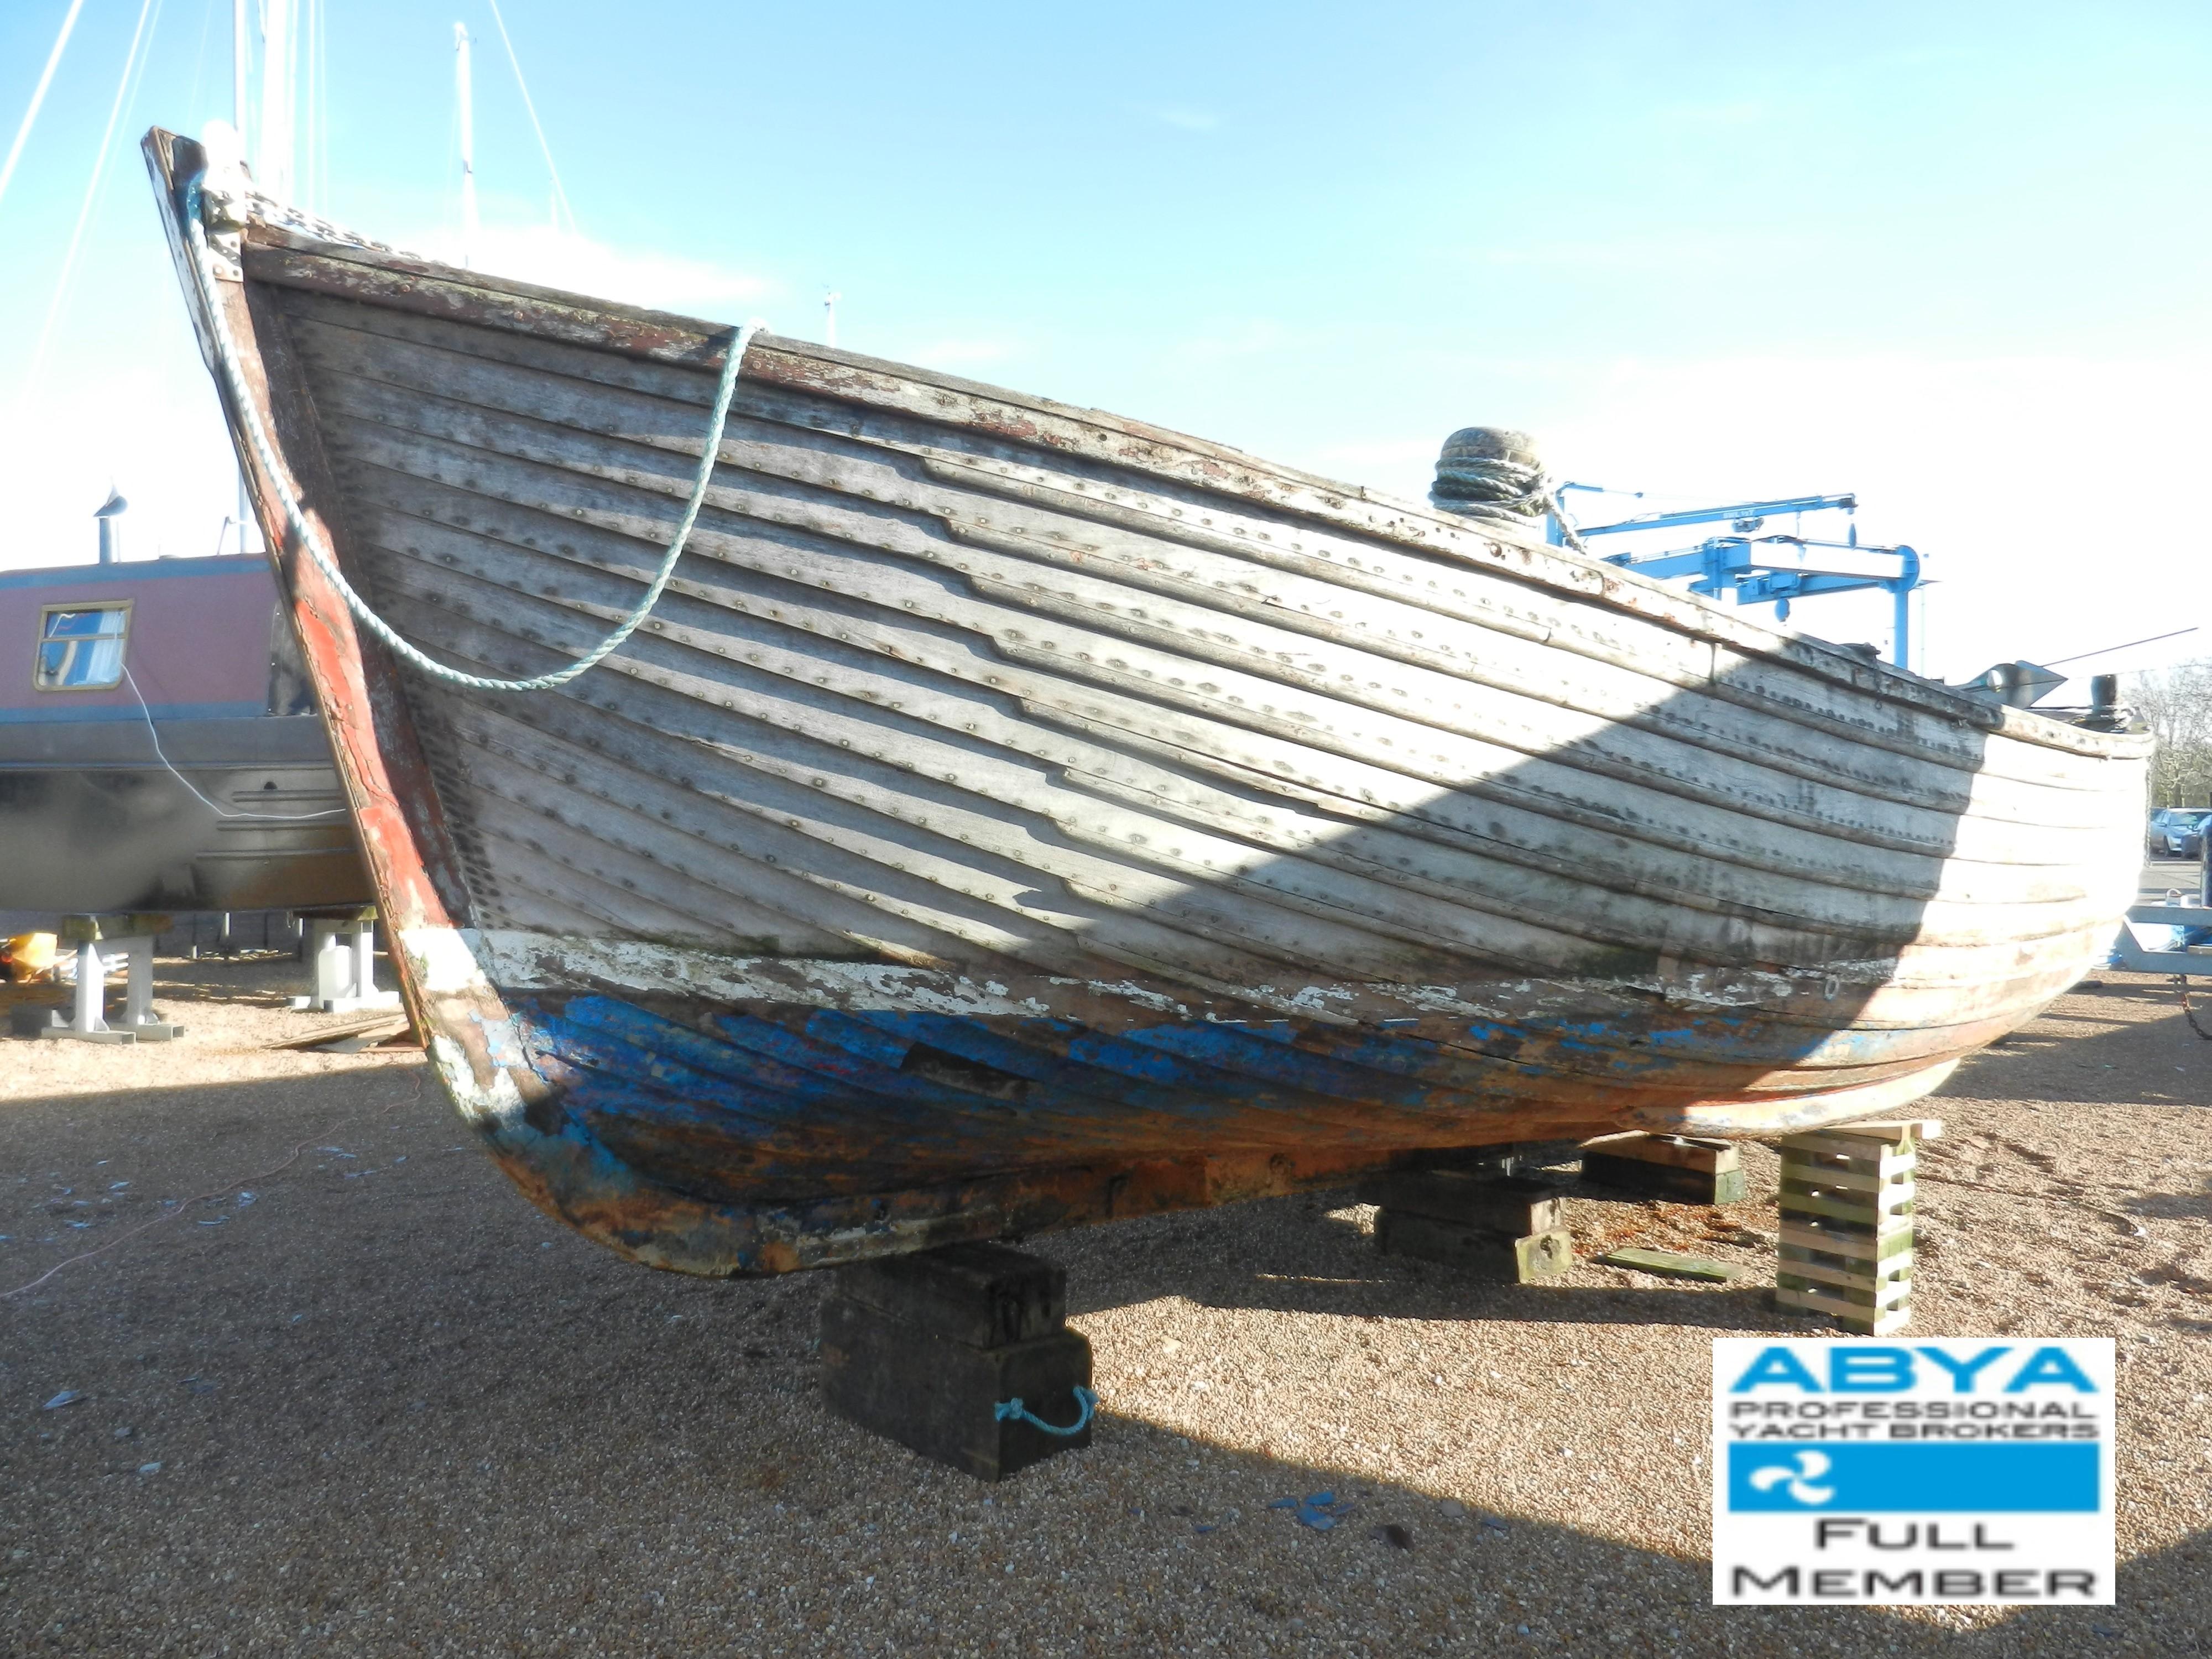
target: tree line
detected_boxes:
[2130,659,2212,809]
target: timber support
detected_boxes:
[819,1241,1095,1481]
[1580,1133,1747,1205]
[1773,1120,1939,1336]
[1360,1166,1573,1282]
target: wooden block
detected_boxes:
[1594,1247,1743,1282]
[1777,1250,1914,1297]
[1357,1170,1565,1235]
[1583,1149,1748,1206]
[1778,1219,1914,1259]
[1375,1211,1572,1281]
[1815,1118,1944,1144]
[819,1295,1093,1481]
[1770,1283,1911,1336]
[1776,1156,1913,1193]
[1578,1133,1738,1175]
[829,1241,1065,1350]
[1777,1183,1915,1225]
[58,912,172,944]
[1775,1280,1913,1333]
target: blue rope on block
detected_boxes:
[994,1385,1097,1437]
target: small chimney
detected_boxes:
[95,487,128,565]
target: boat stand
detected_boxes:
[1774,1119,1938,1337]
[819,1241,1095,1480]
[1580,1132,1747,1204]
[33,912,181,1044]
[289,905,401,1014]
[1360,1159,1573,1282]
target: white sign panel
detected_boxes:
[1712,1338,2115,1605]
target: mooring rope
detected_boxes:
[182,170,763,693]
[994,1385,1098,1437]
[1429,452,1590,555]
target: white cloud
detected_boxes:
[412,223,776,317]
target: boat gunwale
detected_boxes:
[234,221,2146,765]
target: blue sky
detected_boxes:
[2,0,2206,682]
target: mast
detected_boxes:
[232,0,258,555]
[232,0,248,149]
[259,0,294,200]
[455,23,477,266]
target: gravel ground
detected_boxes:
[0,928,2205,1657]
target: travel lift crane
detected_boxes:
[1545,487,2063,710]
[1547,487,1926,669]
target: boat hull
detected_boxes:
[0,716,365,913]
[147,129,2148,1275]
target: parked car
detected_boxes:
[2145,808,2212,859]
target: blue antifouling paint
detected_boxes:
[1726,1443,2100,1514]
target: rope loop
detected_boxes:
[994,1385,1098,1437]
[182,169,763,693]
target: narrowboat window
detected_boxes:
[34,603,131,690]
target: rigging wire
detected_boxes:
[483,0,578,234]
[14,0,168,410]
[0,0,89,222]
[2042,627,2199,670]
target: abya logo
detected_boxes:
[1745,1451,1834,1505]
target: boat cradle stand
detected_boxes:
[23,914,182,1044]
[1774,1120,1940,1337]
[820,1241,1095,1481]
[1360,1147,1574,1282]
[289,905,401,1015]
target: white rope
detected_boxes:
[120,663,350,822]
[183,171,763,692]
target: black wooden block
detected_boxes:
[829,1240,1066,1349]
[819,1295,1093,1481]
[1374,1211,1573,1281]
[1357,1170,1565,1235]
[1582,1151,1747,1206]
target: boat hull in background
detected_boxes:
[147,128,2147,1276]
[0,556,368,917]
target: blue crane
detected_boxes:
[1550,487,1922,668]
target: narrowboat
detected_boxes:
[0,538,367,917]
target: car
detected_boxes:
[2145,807,2212,859]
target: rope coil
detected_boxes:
[993,1385,1098,1437]
[182,170,762,693]
[1429,444,1589,554]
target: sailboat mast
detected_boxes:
[260,0,294,200]
[455,23,477,266]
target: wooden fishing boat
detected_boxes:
[145,128,2147,1277]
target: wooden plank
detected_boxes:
[1579,1132,1737,1173]
[1778,1220,1914,1258]
[1777,1183,1916,1224]
[1595,1248,1744,1282]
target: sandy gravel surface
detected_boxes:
[0,953,2205,1657]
